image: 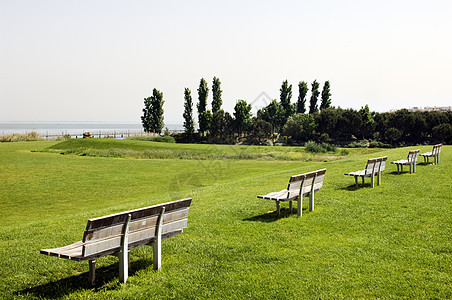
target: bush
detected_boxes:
[305,141,336,153]
[128,136,176,143]
[0,132,42,142]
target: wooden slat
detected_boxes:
[83,219,187,257]
[40,241,84,259]
[83,208,189,243]
[86,198,192,231]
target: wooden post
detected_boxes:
[119,214,131,283]
[153,207,165,270]
[88,260,96,285]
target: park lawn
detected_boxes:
[0,141,451,299]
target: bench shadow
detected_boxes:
[15,258,150,298]
[244,207,306,222]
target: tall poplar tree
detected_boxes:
[197,78,210,134]
[320,81,332,110]
[280,80,293,122]
[183,88,194,137]
[309,80,320,114]
[297,81,308,114]
[211,76,222,114]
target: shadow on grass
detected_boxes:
[244,207,307,222]
[15,258,151,299]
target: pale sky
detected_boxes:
[1,0,451,123]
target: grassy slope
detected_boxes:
[0,141,450,299]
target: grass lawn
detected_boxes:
[0,141,451,299]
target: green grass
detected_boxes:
[40,138,379,161]
[0,141,451,299]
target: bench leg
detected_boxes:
[153,207,165,270]
[371,174,375,188]
[409,163,412,174]
[297,196,302,217]
[289,200,293,213]
[309,192,314,212]
[396,164,400,174]
[119,250,129,283]
[354,176,358,188]
[88,260,95,285]
[377,172,381,186]
[275,201,280,217]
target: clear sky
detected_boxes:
[1,0,451,123]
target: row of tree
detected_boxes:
[141,78,452,146]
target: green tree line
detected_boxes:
[142,79,452,146]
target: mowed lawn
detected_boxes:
[0,141,451,299]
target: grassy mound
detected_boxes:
[41,138,378,161]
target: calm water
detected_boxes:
[0,122,184,137]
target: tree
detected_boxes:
[282,113,316,142]
[183,88,195,138]
[212,76,222,114]
[258,99,285,143]
[197,78,209,134]
[141,88,164,133]
[297,81,308,114]
[309,80,320,114]
[233,100,252,136]
[141,97,152,133]
[280,80,293,121]
[359,104,374,139]
[211,109,225,139]
[320,81,332,110]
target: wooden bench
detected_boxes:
[391,149,420,174]
[40,198,192,284]
[257,169,326,217]
[344,157,388,188]
[420,144,442,165]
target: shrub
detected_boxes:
[128,136,176,143]
[305,141,336,153]
[0,132,42,142]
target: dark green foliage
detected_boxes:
[197,78,209,134]
[280,80,294,122]
[212,76,222,114]
[282,113,316,142]
[129,136,176,143]
[305,141,337,153]
[251,117,272,144]
[258,99,286,142]
[183,88,195,137]
[210,109,226,138]
[360,104,375,139]
[320,81,332,110]
[141,88,164,134]
[199,110,213,135]
[233,100,252,136]
[309,80,320,114]
[297,81,308,114]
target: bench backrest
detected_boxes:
[365,156,388,176]
[407,149,420,162]
[433,144,442,155]
[287,169,326,198]
[81,198,192,257]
